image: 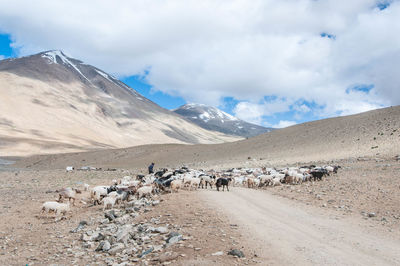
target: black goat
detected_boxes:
[310,170,327,181]
[216,177,232,191]
[154,168,168,177]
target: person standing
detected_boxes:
[148,162,155,174]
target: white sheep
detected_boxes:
[162,171,174,178]
[102,196,117,210]
[136,185,153,198]
[41,201,70,216]
[58,187,80,206]
[183,176,193,188]
[325,166,335,175]
[273,173,285,181]
[200,175,215,188]
[269,178,282,187]
[90,186,108,205]
[125,180,141,187]
[189,178,201,190]
[233,176,243,187]
[170,179,183,193]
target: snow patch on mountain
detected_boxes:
[95,69,114,83]
[42,50,92,84]
[173,103,273,138]
[182,103,238,123]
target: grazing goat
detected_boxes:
[170,179,183,193]
[102,196,117,210]
[310,170,327,181]
[216,178,231,191]
[41,201,70,216]
[247,178,255,188]
[58,187,81,206]
[136,185,154,198]
[199,175,215,189]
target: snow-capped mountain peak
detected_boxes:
[179,103,238,123]
[174,103,273,138]
[41,50,93,83]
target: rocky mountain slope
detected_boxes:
[0,51,240,156]
[173,103,272,138]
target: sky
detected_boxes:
[0,0,399,128]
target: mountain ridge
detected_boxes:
[173,103,273,138]
[0,50,241,156]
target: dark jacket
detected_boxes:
[148,164,154,174]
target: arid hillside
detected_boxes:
[0,51,240,157]
[11,105,400,170]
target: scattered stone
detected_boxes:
[108,243,125,255]
[158,252,179,263]
[166,234,182,245]
[154,227,168,234]
[138,247,154,258]
[116,225,133,243]
[70,220,88,233]
[152,200,160,206]
[212,251,224,256]
[115,214,131,224]
[81,231,104,242]
[368,212,377,218]
[105,210,117,221]
[96,240,111,252]
[228,249,245,258]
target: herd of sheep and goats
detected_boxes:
[41,164,341,217]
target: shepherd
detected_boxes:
[148,162,155,174]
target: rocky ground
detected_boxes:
[1,156,399,265]
[0,169,253,265]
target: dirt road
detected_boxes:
[199,188,400,266]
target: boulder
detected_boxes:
[108,243,125,255]
[154,227,168,234]
[228,249,245,258]
[116,224,134,243]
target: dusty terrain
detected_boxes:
[0,169,257,265]
[1,156,399,265]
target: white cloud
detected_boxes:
[270,120,297,129]
[233,102,265,125]
[0,0,398,123]
[293,104,311,113]
[0,55,4,60]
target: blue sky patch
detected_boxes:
[377,1,392,10]
[320,32,336,40]
[219,97,240,114]
[346,84,374,94]
[0,33,15,58]
[121,75,186,110]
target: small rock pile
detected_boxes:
[76,197,185,265]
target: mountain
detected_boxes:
[15,105,400,170]
[0,50,241,156]
[173,103,273,138]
